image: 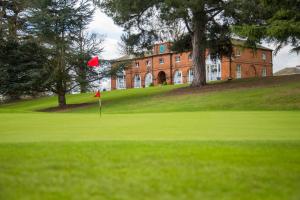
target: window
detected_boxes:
[145,73,153,87]
[236,64,242,79]
[262,67,267,77]
[262,52,266,60]
[188,53,192,60]
[188,69,194,83]
[159,58,164,64]
[175,56,181,62]
[134,74,141,88]
[146,60,151,67]
[159,44,165,53]
[116,70,126,89]
[236,48,241,57]
[135,62,139,67]
[174,70,182,84]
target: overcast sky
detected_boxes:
[88,9,299,73]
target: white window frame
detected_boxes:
[159,58,164,64]
[236,48,241,57]
[262,52,266,60]
[145,73,153,87]
[188,69,194,83]
[175,56,181,63]
[116,76,126,89]
[174,70,183,85]
[262,67,267,77]
[135,62,139,68]
[146,60,151,67]
[188,53,192,60]
[134,74,142,88]
[236,64,242,79]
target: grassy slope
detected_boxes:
[0,77,300,200]
[0,77,300,114]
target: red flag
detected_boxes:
[94,90,101,98]
[87,56,99,67]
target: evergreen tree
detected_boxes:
[0,0,48,101]
[71,29,104,93]
[28,0,95,107]
[233,0,300,54]
[99,0,238,87]
[0,40,48,100]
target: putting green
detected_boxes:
[0,111,300,143]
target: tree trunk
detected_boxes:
[58,91,66,108]
[191,15,207,87]
[79,66,88,93]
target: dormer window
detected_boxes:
[159,44,166,54]
[175,55,181,63]
[262,52,266,60]
[135,62,139,68]
[159,58,164,64]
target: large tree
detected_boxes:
[99,0,237,87]
[0,40,48,100]
[0,0,48,101]
[71,30,104,93]
[28,0,96,107]
[233,0,300,54]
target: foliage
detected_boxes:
[0,40,48,100]
[70,32,105,93]
[233,0,300,54]
[28,0,97,107]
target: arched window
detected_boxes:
[236,64,242,79]
[116,70,126,89]
[145,73,153,87]
[188,69,194,84]
[174,70,182,84]
[262,67,267,77]
[134,74,141,88]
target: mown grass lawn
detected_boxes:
[0,76,300,199]
[1,141,300,200]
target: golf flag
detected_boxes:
[87,56,99,67]
[94,90,102,117]
[94,90,101,98]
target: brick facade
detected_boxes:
[111,41,273,90]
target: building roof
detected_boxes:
[274,66,300,76]
[231,39,273,51]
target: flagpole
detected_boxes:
[98,96,102,117]
[98,65,102,118]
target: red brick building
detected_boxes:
[111,39,273,90]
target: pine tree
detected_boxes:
[71,26,104,93]
[233,0,300,54]
[0,0,47,101]
[28,0,95,107]
[99,0,237,87]
[0,40,48,100]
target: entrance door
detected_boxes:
[157,71,166,84]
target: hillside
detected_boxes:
[1,74,300,113]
